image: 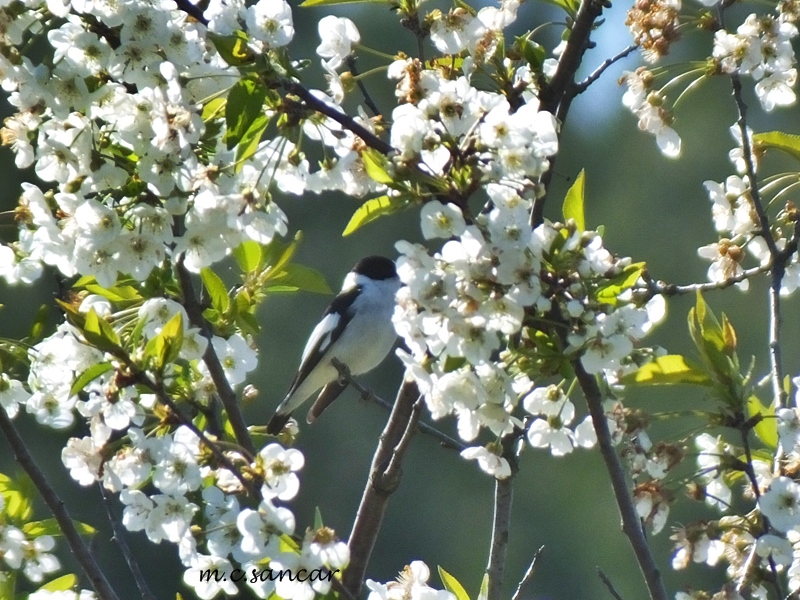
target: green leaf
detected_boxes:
[343,196,400,236]
[753,131,800,163]
[476,574,489,600]
[209,31,252,66]
[514,35,545,70]
[233,240,263,274]
[27,304,49,344]
[621,355,712,386]
[361,148,394,185]
[224,77,267,150]
[234,113,269,173]
[84,283,143,307]
[0,570,14,599]
[38,574,78,592]
[201,268,231,315]
[202,97,227,121]
[562,169,586,231]
[144,313,184,371]
[596,262,645,305]
[83,309,122,354]
[0,472,33,522]
[438,567,470,600]
[314,507,324,529]
[266,264,333,294]
[70,362,114,397]
[23,518,97,538]
[300,0,385,7]
[747,394,778,449]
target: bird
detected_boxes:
[266,255,401,435]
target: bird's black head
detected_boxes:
[352,256,397,280]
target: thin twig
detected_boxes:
[176,259,255,456]
[510,545,544,600]
[486,474,514,600]
[343,379,421,596]
[331,358,466,451]
[346,57,382,117]
[282,80,393,154]
[574,361,668,600]
[643,264,770,297]
[99,485,157,600]
[575,45,637,93]
[0,409,121,600]
[597,568,625,600]
[134,371,260,499]
[532,0,608,227]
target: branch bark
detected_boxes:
[0,410,122,600]
[486,476,514,600]
[573,361,668,600]
[343,379,421,596]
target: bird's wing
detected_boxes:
[284,285,361,400]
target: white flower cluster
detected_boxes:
[394,193,663,472]
[0,0,308,285]
[0,292,350,599]
[697,124,800,294]
[620,69,681,159]
[366,561,455,600]
[714,12,798,112]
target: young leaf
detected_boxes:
[438,567,470,600]
[0,472,33,522]
[562,169,586,231]
[595,262,645,305]
[621,355,711,386]
[343,196,399,236]
[234,113,269,173]
[747,395,778,449]
[82,309,123,355]
[753,131,800,163]
[201,268,231,315]
[266,264,333,294]
[209,31,253,66]
[476,574,489,600]
[361,148,394,185]
[233,240,263,274]
[224,77,267,150]
[300,0,385,7]
[23,518,96,537]
[314,507,324,529]
[70,362,114,397]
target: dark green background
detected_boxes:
[2,1,800,598]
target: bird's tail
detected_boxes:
[306,380,349,424]
[266,411,293,435]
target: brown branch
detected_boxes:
[176,259,255,456]
[99,485,157,600]
[532,0,608,227]
[574,361,668,600]
[486,476,514,600]
[281,80,393,155]
[0,410,121,600]
[511,545,544,600]
[643,264,770,297]
[331,358,466,451]
[575,45,638,93]
[343,379,421,596]
[134,370,260,498]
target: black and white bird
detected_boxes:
[266,256,401,435]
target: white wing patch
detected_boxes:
[301,313,340,363]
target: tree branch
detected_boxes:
[176,259,255,456]
[532,0,608,227]
[642,264,770,297]
[597,568,625,600]
[99,485,157,600]
[575,45,637,94]
[486,476,514,600]
[573,361,668,600]
[331,358,466,451]
[511,545,544,600]
[0,410,121,600]
[343,379,421,596]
